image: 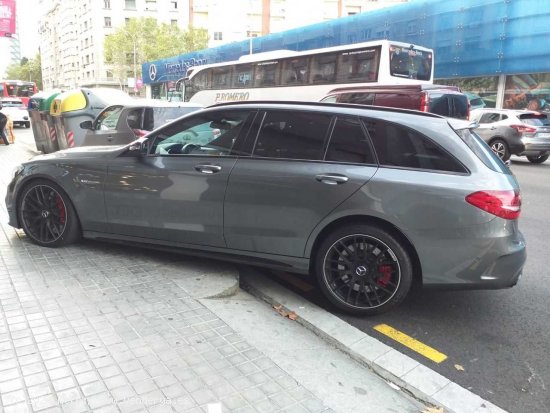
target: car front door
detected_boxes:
[224,111,378,257]
[103,109,255,247]
[473,112,501,142]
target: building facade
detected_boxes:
[37,0,406,90]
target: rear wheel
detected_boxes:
[526,154,549,164]
[315,224,413,315]
[18,180,81,247]
[489,139,510,162]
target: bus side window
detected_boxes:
[281,58,308,86]
[233,64,254,87]
[310,53,337,84]
[212,67,233,89]
[254,62,280,87]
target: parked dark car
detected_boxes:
[320,84,470,119]
[6,102,525,315]
[470,108,550,163]
[80,100,203,146]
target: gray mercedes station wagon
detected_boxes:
[5,102,526,315]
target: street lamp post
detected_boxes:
[122,29,138,94]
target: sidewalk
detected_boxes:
[0,134,425,412]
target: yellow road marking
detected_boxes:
[373,324,448,363]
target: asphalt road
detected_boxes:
[265,157,550,413]
[12,128,549,412]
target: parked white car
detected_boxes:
[0,98,30,128]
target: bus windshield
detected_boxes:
[181,40,433,106]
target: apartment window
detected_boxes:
[145,0,157,10]
[104,0,111,8]
[84,21,88,30]
[214,31,223,40]
[86,55,90,64]
[104,17,111,27]
[171,20,178,26]
[125,0,136,9]
[170,1,178,9]
[125,18,130,24]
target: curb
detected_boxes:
[241,269,508,413]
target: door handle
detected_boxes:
[315,174,349,185]
[195,164,222,174]
[107,136,113,141]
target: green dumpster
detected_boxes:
[50,88,132,149]
[28,91,49,153]
[28,90,62,153]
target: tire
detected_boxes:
[18,179,81,247]
[526,154,549,164]
[489,139,511,162]
[314,224,413,315]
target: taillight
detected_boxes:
[510,124,536,134]
[132,129,148,137]
[465,190,521,220]
[420,93,429,112]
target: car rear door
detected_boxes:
[224,110,378,257]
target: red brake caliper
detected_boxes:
[55,195,66,225]
[377,264,392,287]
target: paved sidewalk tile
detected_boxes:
[0,144,330,412]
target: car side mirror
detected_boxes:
[125,140,148,157]
[80,120,93,130]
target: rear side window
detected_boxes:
[363,119,467,173]
[326,117,375,164]
[253,111,331,160]
[456,128,511,174]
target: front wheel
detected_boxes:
[526,154,549,164]
[315,224,413,315]
[18,180,81,247]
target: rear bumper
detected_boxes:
[414,222,526,289]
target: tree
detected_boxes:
[104,18,208,88]
[4,53,43,90]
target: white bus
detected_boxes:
[181,40,434,106]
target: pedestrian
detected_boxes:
[6,113,15,143]
[0,104,10,146]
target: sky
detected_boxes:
[17,0,40,58]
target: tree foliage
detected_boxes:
[4,54,43,90]
[104,18,208,84]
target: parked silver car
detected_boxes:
[5,102,526,315]
[79,100,203,146]
[470,108,550,163]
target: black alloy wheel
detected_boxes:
[526,154,549,164]
[18,180,80,247]
[316,224,413,315]
[489,139,511,162]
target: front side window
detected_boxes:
[150,110,252,156]
[94,106,123,130]
[252,110,331,160]
[326,117,375,164]
[364,118,466,173]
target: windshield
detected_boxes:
[519,113,548,126]
[389,44,432,81]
